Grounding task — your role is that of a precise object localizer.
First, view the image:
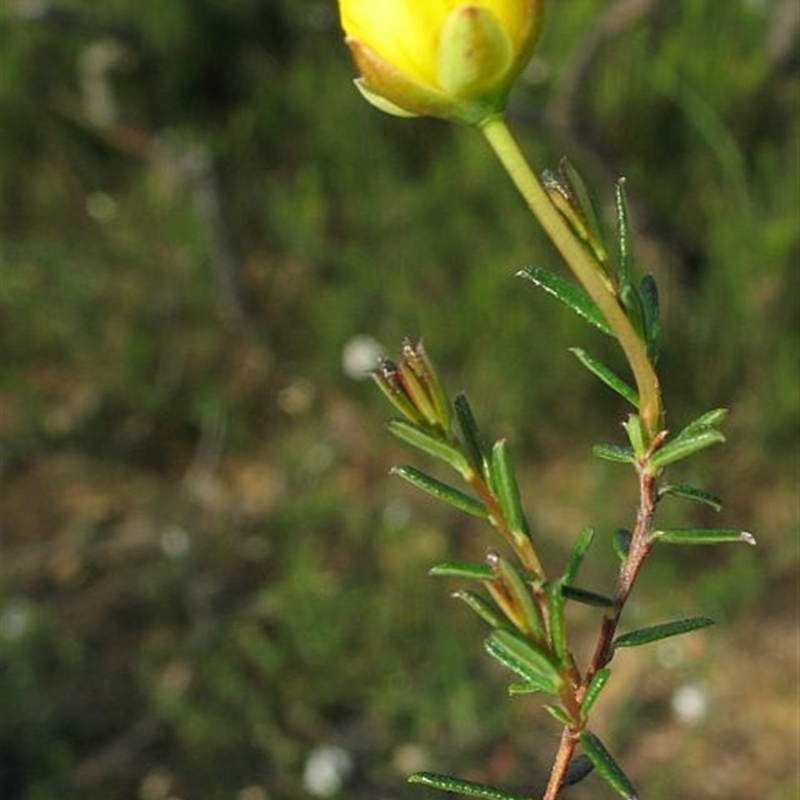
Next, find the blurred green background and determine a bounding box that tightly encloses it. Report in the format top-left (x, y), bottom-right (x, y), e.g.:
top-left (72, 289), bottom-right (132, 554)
top-left (1, 1), bottom-right (798, 799)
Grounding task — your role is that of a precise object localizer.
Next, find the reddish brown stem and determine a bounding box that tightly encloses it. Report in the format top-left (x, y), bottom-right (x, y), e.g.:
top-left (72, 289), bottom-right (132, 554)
top-left (541, 466), bottom-right (659, 800)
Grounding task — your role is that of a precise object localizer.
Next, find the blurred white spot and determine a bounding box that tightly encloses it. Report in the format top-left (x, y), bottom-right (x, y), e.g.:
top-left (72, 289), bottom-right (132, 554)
top-left (237, 787), bottom-right (268, 800)
top-left (655, 639), bottom-right (684, 669)
top-left (302, 442), bottom-right (336, 476)
top-left (671, 682), bottom-right (708, 726)
top-left (303, 745), bottom-right (353, 797)
top-left (382, 497), bottom-right (411, 531)
top-left (0, 599), bottom-right (33, 640)
top-left (160, 526), bottom-right (190, 559)
top-left (139, 769), bottom-right (173, 800)
top-left (86, 191), bottom-right (118, 223)
top-left (342, 335), bottom-right (384, 380)
top-left (278, 378), bottom-right (315, 415)
top-left (392, 743), bottom-right (428, 775)
top-left (15, 0), bottom-right (49, 21)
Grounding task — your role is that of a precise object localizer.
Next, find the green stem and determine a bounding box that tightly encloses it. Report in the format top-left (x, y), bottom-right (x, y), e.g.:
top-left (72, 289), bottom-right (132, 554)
top-left (479, 115), bottom-right (662, 435)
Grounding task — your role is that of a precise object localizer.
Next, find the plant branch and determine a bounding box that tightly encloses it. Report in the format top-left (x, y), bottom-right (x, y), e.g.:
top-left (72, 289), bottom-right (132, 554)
top-left (479, 115), bottom-right (662, 436)
top-left (542, 464), bottom-right (659, 800)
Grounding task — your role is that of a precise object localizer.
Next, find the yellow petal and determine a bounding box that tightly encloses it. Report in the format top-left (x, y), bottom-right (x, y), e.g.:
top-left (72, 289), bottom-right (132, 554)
top-left (437, 6), bottom-right (513, 96)
top-left (340, 0), bottom-right (456, 88)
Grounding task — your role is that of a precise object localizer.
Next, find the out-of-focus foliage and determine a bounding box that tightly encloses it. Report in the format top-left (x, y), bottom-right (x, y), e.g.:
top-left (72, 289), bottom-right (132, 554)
top-left (1, 1), bottom-right (797, 799)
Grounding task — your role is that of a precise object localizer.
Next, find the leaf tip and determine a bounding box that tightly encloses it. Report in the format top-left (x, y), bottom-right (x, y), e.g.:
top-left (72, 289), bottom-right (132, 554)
top-left (741, 531), bottom-right (757, 546)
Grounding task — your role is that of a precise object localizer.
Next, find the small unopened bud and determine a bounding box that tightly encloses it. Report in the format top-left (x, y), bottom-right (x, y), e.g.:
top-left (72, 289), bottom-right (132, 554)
top-left (371, 340), bottom-right (452, 432)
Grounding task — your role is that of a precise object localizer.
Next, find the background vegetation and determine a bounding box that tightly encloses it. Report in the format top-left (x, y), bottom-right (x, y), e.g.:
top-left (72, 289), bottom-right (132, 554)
top-left (1, 1), bottom-right (797, 799)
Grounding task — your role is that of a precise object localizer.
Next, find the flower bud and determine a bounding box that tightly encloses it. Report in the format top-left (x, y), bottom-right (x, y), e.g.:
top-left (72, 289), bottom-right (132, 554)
top-left (338, 1), bottom-right (544, 125)
top-left (371, 340), bottom-right (452, 432)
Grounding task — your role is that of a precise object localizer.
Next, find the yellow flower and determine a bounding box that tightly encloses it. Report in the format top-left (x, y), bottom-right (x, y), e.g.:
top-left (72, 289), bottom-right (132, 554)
top-left (338, 0), bottom-right (544, 124)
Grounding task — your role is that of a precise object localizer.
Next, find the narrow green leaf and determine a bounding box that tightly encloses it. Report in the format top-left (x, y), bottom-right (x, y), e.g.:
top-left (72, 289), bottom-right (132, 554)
top-left (639, 274), bottom-right (661, 362)
top-left (543, 703), bottom-right (571, 724)
top-left (674, 408), bottom-right (728, 440)
top-left (653, 528), bottom-right (756, 546)
top-left (564, 527), bottom-right (595, 585)
top-left (386, 419), bottom-right (472, 476)
top-left (452, 590), bottom-right (506, 628)
top-left (518, 266), bottom-right (613, 335)
top-left (581, 667), bottom-right (611, 716)
top-left (490, 440), bottom-right (528, 539)
top-left (619, 283), bottom-right (646, 341)
top-left (485, 629), bottom-right (563, 695)
top-left (409, 772), bottom-right (528, 800)
top-left (454, 392), bottom-right (486, 475)
top-left (562, 584), bottom-right (615, 608)
top-left (547, 579), bottom-right (567, 660)
top-left (391, 465), bottom-right (487, 519)
top-left (659, 483), bottom-right (723, 511)
top-left (613, 529), bottom-right (631, 563)
top-left (508, 680), bottom-right (543, 695)
top-left (592, 443), bottom-right (636, 464)
top-left (429, 561), bottom-right (494, 580)
top-left (565, 754), bottom-right (594, 786)
top-left (580, 731), bottom-right (639, 799)
top-left (614, 617), bottom-right (714, 649)
top-left (649, 429), bottom-right (726, 469)
top-left (614, 178), bottom-right (633, 288)
top-left (570, 348), bottom-right (639, 407)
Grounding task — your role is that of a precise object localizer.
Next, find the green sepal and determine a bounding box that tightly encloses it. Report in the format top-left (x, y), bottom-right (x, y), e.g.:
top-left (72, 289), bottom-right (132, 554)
top-left (639, 274), bottom-right (661, 362)
top-left (429, 561), bottom-right (494, 580)
top-left (622, 413), bottom-right (648, 458)
top-left (485, 629), bottom-right (563, 695)
top-left (454, 392), bottom-right (486, 475)
top-left (614, 178), bottom-right (633, 289)
top-left (570, 348), bottom-right (639, 407)
top-left (386, 419), bottom-right (472, 477)
top-left (652, 527), bottom-right (756, 546)
top-left (559, 158), bottom-right (609, 264)
top-left (581, 667), bottom-right (611, 716)
top-left (592, 443), bottom-right (636, 464)
top-left (490, 552), bottom-right (545, 640)
top-left (580, 731), bottom-right (639, 799)
top-left (408, 772), bottom-right (528, 800)
top-left (563, 526), bottom-right (595, 585)
top-left (659, 483), bottom-right (723, 511)
top-left (562, 584), bottom-right (615, 608)
top-left (371, 360), bottom-right (426, 424)
top-left (489, 440), bottom-right (529, 541)
top-left (518, 266), bottom-right (613, 335)
top-left (542, 169), bottom-right (594, 253)
top-left (649, 429), bottom-right (726, 470)
top-left (391, 465), bottom-right (487, 519)
top-left (452, 590), bottom-right (506, 628)
top-left (614, 617), bottom-right (714, 649)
